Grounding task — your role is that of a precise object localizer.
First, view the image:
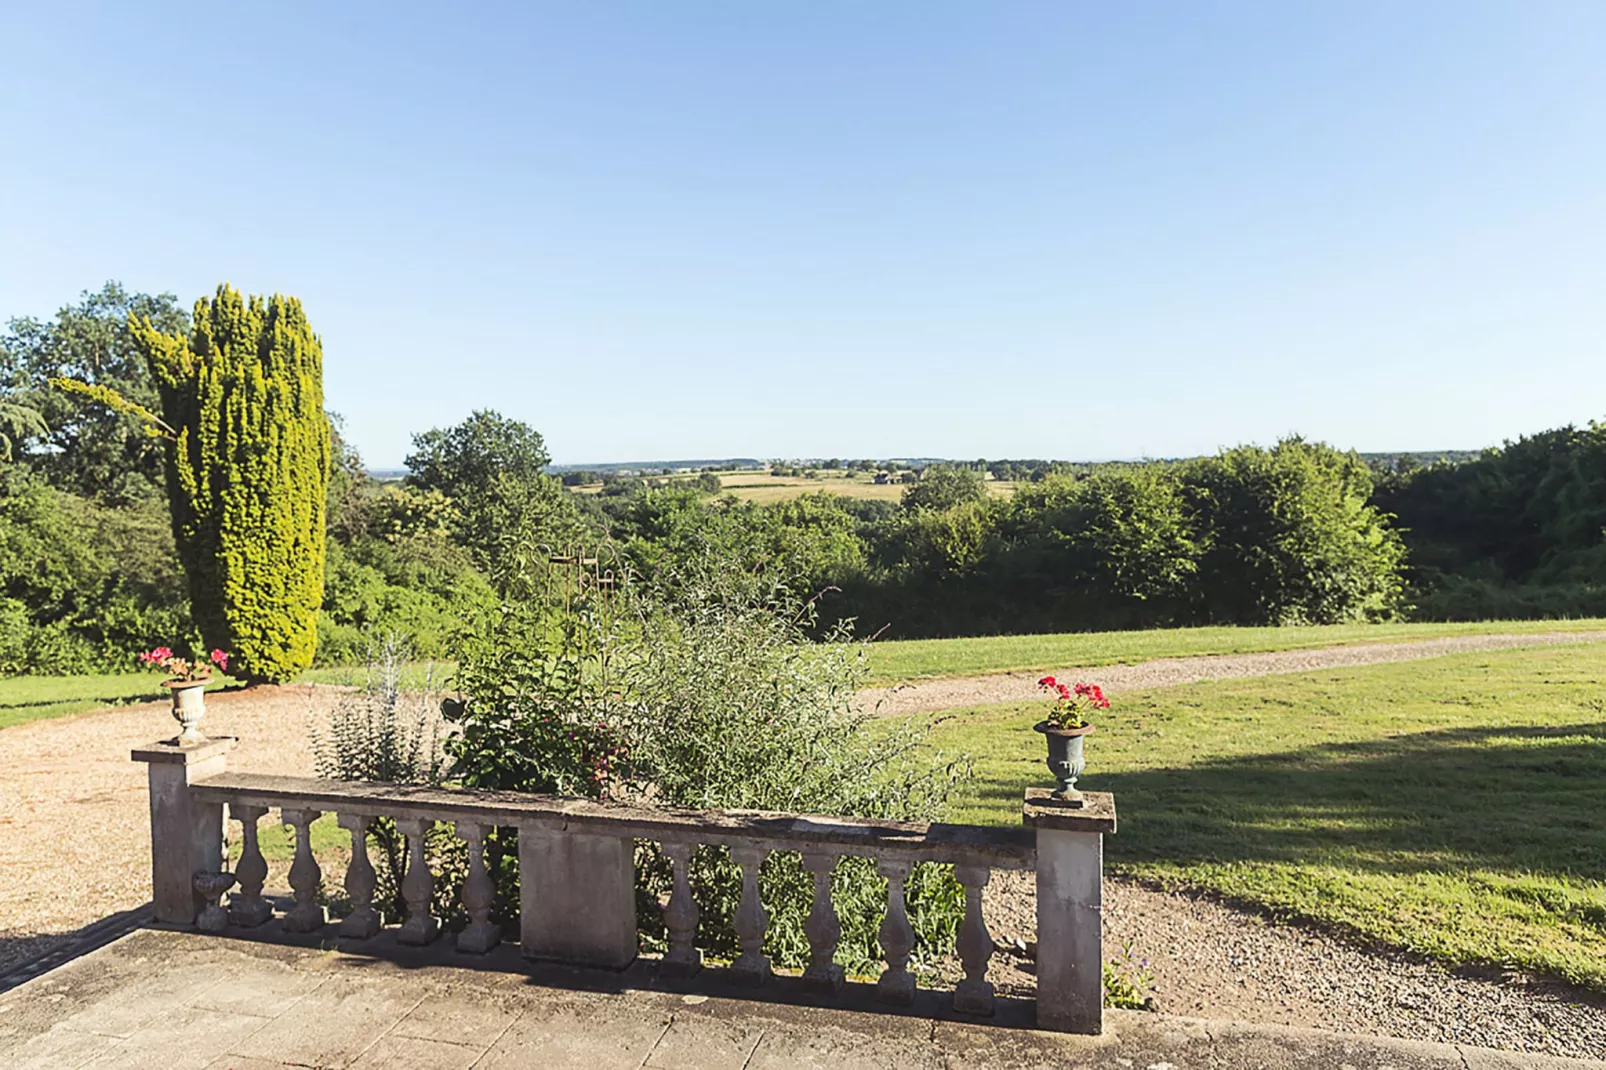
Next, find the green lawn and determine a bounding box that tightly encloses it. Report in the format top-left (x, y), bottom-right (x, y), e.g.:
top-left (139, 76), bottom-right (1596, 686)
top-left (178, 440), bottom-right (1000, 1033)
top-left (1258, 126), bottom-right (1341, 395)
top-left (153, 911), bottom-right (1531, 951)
top-left (864, 618), bottom-right (1606, 685)
top-left (0, 672), bottom-right (246, 729)
top-left (927, 644), bottom-right (1606, 987)
top-left (5, 620), bottom-right (1605, 730)
top-left (0, 662), bottom-right (447, 730)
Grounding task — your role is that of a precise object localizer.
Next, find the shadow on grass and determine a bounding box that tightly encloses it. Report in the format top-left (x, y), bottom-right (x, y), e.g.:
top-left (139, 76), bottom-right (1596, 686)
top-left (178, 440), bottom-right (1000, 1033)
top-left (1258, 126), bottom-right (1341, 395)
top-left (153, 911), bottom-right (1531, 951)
top-left (969, 721), bottom-right (1606, 882)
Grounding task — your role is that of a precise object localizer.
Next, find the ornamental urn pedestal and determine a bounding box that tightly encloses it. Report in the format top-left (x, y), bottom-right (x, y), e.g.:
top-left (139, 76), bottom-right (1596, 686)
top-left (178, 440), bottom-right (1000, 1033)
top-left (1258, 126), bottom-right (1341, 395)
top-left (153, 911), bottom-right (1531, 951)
top-left (164, 678), bottom-right (209, 744)
top-left (1033, 722), bottom-right (1094, 806)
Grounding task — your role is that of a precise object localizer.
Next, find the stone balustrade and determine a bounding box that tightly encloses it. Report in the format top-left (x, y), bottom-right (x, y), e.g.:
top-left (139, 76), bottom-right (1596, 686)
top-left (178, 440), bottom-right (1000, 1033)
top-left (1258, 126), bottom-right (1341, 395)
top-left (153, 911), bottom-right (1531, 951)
top-left (132, 736), bottom-right (1116, 1034)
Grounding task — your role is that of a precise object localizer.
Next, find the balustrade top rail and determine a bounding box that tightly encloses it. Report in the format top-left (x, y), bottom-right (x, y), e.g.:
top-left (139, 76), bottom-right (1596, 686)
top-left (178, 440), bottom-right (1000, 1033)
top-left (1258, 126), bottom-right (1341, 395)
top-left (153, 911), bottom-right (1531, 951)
top-left (192, 772), bottom-right (1041, 868)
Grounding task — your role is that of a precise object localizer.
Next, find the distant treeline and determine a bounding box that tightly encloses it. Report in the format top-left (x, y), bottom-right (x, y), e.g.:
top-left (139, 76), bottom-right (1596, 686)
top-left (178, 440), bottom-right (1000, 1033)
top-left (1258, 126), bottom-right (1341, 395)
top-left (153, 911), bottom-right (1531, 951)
top-left (2, 282), bottom-right (1602, 673)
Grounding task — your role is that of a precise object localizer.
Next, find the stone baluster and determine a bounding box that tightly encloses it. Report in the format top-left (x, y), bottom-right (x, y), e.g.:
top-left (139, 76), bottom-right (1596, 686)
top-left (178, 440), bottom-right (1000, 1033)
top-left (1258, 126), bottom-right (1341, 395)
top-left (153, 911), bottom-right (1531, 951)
top-left (281, 808), bottom-right (326, 933)
top-left (876, 859), bottom-right (916, 1005)
top-left (228, 803), bottom-right (273, 927)
top-left (729, 846), bottom-right (771, 982)
top-left (455, 822), bottom-right (500, 953)
top-left (801, 851), bottom-right (844, 994)
top-left (396, 817), bottom-right (438, 945)
top-left (660, 841), bottom-right (701, 975)
top-left (953, 864), bottom-right (995, 1015)
top-left (338, 813), bottom-right (381, 940)
top-left (193, 872), bottom-right (236, 933)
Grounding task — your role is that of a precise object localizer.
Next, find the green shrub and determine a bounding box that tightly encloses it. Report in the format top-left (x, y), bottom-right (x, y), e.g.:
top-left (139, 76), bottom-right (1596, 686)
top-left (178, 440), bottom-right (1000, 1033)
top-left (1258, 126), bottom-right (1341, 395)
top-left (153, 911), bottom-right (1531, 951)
top-left (443, 550), bottom-right (970, 977)
top-left (133, 285), bottom-right (330, 682)
top-left (1182, 438), bottom-right (1407, 625)
top-left (311, 636), bottom-right (454, 921)
top-left (0, 470), bottom-right (193, 673)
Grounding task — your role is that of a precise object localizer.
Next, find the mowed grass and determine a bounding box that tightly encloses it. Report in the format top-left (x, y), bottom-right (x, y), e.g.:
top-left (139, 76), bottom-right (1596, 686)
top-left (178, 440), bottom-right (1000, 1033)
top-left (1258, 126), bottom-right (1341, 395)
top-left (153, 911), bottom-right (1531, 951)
top-left (0, 672), bottom-right (244, 729)
top-left (5, 619), bottom-right (1605, 729)
top-left (0, 662), bottom-right (448, 730)
top-left (927, 644), bottom-right (1606, 987)
top-left (864, 618), bottom-right (1606, 684)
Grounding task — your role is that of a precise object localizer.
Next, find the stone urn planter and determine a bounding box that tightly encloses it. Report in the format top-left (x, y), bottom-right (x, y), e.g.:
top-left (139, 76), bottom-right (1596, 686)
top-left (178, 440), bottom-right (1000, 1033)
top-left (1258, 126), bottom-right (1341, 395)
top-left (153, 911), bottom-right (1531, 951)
top-left (1032, 677), bottom-right (1110, 807)
top-left (164, 678), bottom-right (210, 744)
top-left (1033, 722), bottom-right (1094, 806)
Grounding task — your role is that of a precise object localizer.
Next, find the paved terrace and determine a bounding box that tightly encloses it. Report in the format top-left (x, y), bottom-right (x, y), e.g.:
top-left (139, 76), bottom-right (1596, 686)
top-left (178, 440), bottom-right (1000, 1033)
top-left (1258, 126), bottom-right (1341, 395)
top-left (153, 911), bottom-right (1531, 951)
top-left (1, 928), bottom-right (1599, 1070)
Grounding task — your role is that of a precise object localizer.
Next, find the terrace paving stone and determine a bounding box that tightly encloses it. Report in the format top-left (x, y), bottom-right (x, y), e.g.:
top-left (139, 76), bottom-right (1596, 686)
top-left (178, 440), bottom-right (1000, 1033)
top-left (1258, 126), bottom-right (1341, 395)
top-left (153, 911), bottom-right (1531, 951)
top-left (0, 928), bottom-right (1599, 1070)
top-left (79, 1004), bottom-right (275, 1070)
top-left (349, 1033), bottom-right (489, 1069)
top-left (387, 986), bottom-right (526, 1045)
top-left (643, 1014), bottom-right (766, 1068)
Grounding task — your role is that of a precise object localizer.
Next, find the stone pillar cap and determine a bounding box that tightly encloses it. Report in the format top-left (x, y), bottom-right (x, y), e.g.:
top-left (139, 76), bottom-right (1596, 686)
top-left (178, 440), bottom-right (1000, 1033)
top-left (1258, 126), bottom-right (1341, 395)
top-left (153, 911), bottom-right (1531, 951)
top-left (131, 736), bottom-right (238, 765)
top-left (1022, 789), bottom-right (1117, 833)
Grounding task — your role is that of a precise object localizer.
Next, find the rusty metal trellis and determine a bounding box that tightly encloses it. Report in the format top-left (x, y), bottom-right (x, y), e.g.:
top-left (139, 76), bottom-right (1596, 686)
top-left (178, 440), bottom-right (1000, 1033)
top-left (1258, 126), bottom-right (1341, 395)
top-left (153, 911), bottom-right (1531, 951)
top-left (539, 544), bottom-right (625, 613)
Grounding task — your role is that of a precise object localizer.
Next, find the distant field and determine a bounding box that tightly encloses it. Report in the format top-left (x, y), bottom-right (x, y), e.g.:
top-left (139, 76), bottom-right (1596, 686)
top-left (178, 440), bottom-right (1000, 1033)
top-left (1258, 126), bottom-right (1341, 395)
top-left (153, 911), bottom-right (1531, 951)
top-left (717, 472), bottom-right (905, 503)
top-left (929, 644), bottom-right (1606, 987)
top-left (568, 469), bottom-right (1017, 505)
top-left (863, 618), bottom-right (1606, 684)
top-left (718, 471), bottom-right (1017, 505)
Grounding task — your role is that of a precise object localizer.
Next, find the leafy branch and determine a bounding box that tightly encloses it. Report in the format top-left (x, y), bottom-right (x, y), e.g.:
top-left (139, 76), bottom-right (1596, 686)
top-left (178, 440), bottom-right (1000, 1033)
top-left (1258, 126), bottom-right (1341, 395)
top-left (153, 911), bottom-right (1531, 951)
top-left (48, 377), bottom-right (176, 440)
top-left (0, 401), bottom-right (49, 461)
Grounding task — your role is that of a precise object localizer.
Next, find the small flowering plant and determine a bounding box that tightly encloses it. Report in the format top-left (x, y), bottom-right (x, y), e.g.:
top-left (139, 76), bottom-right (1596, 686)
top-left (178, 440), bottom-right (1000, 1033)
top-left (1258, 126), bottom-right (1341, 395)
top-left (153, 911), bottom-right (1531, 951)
top-left (139, 646), bottom-right (230, 683)
top-left (1037, 675), bottom-right (1110, 729)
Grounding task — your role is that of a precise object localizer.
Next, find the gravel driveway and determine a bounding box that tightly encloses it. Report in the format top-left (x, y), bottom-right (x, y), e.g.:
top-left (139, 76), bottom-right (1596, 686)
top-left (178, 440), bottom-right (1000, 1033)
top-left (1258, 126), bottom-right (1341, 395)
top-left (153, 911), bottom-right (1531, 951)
top-left (964, 871), bottom-right (1606, 1061)
top-left (863, 630), bottom-right (1606, 717)
top-left (0, 685), bottom-right (334, 976)
top-left (4, 632), bottom-right (1605, 1057)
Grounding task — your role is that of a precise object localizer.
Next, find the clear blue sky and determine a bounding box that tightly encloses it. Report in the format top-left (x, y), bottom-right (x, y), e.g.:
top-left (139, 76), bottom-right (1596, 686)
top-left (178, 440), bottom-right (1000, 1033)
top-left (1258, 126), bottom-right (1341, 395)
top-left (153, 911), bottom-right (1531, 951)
top-left (2, 2), bottom-right (1602, 466)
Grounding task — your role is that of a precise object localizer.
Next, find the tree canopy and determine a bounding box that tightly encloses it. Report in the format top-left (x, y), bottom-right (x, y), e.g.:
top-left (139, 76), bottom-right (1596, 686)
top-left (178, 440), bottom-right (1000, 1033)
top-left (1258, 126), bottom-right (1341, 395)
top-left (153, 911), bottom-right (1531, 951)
top-left (0, 282), bottom-right (189, 501)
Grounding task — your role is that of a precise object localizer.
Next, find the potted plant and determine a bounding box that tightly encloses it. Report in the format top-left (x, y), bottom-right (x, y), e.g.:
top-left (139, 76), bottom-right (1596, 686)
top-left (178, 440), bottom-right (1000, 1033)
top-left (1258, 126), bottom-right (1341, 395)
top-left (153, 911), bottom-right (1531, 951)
top-left (140, 646), bottom-right (230, 744)
top-left (1033, 675), bottom-right (1109, 806)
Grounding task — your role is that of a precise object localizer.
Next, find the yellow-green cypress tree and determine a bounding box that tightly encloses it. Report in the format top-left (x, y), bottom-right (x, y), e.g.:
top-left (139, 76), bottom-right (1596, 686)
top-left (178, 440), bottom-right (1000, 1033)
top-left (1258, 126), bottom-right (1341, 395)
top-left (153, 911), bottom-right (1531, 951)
top-left (132, 285), bottom-right (330, 682)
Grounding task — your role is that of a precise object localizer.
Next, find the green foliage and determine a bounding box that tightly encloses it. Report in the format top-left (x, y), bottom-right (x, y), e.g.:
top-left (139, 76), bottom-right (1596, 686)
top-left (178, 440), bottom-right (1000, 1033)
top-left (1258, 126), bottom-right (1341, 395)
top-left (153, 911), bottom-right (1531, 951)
top-left (901, 464), bottom-right (988, 512)
top-left (0, 402), bottom-right (47, 462)
top-left (1377, 423), bottom-right (1606, 618)
top-left (443, 554), bottom-right (970, 976)
top-left (997, 465), bottom-right (1199, 626)
top-left (312, 636), bottom-right (451, 920)
top-left (318, 421), bottom-right (495, 662)
top-left (826, 439), bottom-right (1404, 638)
top-left (1181, 438), bottom-right (1406, 625)
top-left (405, 410), bottom-right (587, 576)
top-left (1103, 939), bottom-right (1156, 1009)
top-left (1, 282), bottom-right (188, 502)
top-left (0, 468), bottom-right (191, 673)
top-left (133, 285), bottom-right (331, 682)
top-left (407, 409), bottom-right (551, 495)
top-left (610, 487), bottom-right (868, 597)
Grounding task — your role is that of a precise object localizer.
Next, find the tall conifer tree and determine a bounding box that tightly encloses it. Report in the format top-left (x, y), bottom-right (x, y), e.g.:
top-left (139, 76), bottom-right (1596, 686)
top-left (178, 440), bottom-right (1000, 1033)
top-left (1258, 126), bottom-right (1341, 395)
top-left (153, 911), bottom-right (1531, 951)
top-left (132, 285), bottom-right (330, 682)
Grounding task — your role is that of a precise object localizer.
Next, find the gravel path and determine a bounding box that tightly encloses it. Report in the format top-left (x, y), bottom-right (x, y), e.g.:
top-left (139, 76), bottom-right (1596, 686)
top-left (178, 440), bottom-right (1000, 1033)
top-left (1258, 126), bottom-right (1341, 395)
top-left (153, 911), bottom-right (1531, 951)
top-left (4, 635), bottom-right (1606, 1056)
top-left (0, 685), bottom-right (338, 975)
top-left (864, 630), bottom-right (1606, 717)
top-left (970, 871), bottom-right (1606, 1061)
